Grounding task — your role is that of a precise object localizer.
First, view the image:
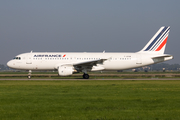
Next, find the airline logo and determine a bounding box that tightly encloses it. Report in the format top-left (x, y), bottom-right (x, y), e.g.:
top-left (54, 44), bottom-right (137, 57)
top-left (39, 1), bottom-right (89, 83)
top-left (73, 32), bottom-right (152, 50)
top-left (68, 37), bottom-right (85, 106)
top-left (34, 54), bottom-right (66, 57)
top-left (144, 26), bottom-right (170, 51)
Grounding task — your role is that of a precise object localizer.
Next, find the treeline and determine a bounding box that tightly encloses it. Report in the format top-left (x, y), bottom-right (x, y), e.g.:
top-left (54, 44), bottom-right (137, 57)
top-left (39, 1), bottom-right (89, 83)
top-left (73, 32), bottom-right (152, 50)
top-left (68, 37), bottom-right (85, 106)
top-left (150, 63), bottom-right (180, 71)
top-left (0, 64), bottom-right (9, 71)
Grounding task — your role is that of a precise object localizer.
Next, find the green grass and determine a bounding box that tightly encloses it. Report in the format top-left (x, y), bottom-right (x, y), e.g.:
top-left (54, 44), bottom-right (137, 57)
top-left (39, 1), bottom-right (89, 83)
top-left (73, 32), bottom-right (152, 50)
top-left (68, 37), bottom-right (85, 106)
top-left (0, 80), bottom-right (180, 120)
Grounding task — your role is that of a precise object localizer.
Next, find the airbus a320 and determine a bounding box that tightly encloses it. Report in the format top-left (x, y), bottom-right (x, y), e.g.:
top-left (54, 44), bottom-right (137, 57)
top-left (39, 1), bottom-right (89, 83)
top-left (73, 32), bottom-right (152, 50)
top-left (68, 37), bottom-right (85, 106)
top-left (7, 26), bottom-right (173, 79)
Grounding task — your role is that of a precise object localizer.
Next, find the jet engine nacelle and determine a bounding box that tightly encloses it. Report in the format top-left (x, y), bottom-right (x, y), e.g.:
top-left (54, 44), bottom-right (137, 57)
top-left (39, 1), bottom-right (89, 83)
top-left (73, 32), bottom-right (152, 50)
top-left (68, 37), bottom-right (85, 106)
top-left (58, 66), bottom-right (74, 76)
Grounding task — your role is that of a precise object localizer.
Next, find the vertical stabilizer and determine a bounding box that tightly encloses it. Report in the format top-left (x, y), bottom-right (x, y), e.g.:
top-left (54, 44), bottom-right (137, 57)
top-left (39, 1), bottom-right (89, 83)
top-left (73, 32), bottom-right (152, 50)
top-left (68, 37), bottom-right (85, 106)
top-left (139, 26), bottom-right (170, 54)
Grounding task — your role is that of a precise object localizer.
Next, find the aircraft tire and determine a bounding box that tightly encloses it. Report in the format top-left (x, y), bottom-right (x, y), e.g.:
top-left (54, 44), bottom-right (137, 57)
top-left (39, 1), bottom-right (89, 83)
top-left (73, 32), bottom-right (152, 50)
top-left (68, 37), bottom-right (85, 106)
top-left (28, 75), bottom-right (31, 79)
top-left (83, 74), bottom-right (89, 79)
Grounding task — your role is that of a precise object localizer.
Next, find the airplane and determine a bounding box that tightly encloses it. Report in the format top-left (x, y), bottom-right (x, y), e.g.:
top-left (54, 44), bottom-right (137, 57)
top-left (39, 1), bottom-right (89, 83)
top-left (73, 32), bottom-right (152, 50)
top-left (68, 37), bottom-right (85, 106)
top-left (7, 26), bottom-right (173, 79)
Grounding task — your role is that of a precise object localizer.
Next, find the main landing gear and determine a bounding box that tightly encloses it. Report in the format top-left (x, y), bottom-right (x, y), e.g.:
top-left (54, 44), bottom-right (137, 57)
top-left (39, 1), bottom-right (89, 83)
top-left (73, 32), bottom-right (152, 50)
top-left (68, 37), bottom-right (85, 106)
top-left (83, 73), bottom-right (89, 79)
top-left (28, 70), bottom-right (32, 79)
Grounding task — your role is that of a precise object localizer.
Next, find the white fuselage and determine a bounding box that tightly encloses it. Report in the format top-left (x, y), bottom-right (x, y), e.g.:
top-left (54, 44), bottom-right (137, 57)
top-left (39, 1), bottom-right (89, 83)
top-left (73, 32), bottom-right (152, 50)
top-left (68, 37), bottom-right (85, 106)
top-left (7, 52), bottom-right (173, 71)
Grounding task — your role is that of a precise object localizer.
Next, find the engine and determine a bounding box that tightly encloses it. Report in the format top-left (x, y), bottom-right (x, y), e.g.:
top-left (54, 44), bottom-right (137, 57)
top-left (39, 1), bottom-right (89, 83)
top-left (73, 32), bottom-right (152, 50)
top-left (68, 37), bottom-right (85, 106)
top-left (58, 66), bottom-right (75, 76)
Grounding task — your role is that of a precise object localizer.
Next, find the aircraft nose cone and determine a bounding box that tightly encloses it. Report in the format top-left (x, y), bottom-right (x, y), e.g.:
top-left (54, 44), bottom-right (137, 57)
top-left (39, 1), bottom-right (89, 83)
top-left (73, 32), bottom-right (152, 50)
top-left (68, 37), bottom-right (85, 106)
top-left (7, 60), bottom-right (13, 68)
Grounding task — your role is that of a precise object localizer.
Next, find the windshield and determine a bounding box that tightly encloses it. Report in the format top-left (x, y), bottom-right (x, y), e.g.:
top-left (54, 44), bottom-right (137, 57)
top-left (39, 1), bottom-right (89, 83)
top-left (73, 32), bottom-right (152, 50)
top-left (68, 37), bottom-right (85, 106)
top-left (13, 57), bottom-right (21, 60)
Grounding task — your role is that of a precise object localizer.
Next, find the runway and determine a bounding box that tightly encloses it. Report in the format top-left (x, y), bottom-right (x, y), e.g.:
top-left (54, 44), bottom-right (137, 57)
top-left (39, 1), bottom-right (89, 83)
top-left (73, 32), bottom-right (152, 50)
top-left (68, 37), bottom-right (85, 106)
top-left (1, 78), bottom-right (180, 80)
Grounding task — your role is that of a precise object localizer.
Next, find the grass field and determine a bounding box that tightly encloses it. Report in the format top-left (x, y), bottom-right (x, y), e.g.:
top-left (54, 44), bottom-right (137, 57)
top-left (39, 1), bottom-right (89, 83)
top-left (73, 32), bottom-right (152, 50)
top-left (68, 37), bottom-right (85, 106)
top-left (0, 80), bottom-right (180, 120)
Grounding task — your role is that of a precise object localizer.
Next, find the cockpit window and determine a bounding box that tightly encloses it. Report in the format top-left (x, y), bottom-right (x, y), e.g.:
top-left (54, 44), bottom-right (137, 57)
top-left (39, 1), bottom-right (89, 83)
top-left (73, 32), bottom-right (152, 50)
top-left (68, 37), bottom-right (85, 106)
top-left (13, 57), bottom-right (21, 60)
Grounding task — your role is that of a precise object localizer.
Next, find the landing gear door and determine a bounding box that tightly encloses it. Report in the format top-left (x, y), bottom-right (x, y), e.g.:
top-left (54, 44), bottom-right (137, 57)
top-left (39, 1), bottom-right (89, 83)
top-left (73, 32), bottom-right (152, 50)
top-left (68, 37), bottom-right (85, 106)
top-left (26, 54), bottom-right (32, 64)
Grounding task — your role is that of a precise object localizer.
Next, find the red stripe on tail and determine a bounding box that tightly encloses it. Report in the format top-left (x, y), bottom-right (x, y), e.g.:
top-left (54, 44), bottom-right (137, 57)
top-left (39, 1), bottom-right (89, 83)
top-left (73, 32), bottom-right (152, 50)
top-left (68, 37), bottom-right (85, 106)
top-left (155, 36), bottom-right (168, 51)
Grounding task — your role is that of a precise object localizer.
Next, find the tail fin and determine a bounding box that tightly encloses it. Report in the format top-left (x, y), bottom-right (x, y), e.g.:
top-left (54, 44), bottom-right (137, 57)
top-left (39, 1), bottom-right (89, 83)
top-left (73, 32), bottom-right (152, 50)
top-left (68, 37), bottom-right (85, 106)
top-left (139, 26), bottom-right (170, 54)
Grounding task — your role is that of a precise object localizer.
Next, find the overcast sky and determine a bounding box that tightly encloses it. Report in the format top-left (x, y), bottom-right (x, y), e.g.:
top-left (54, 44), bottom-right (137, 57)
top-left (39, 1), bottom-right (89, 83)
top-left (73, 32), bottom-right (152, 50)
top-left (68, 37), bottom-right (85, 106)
top-left (0, 1), bottom-right (179, 65)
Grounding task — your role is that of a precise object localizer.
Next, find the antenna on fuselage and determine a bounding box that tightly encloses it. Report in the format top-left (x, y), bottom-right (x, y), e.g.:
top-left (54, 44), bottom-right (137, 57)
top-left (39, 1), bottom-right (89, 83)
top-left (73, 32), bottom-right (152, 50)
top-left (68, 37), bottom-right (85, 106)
top-left (103, 50), bottom-right (105, 53)
top-left (30, 50), bottom-right (33, 53)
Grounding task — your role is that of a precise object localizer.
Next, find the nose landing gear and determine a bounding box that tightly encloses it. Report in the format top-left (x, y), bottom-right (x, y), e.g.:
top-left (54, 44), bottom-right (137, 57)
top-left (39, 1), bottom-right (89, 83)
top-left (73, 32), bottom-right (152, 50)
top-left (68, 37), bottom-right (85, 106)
top-left (28, 70), bottom-right (32, 79)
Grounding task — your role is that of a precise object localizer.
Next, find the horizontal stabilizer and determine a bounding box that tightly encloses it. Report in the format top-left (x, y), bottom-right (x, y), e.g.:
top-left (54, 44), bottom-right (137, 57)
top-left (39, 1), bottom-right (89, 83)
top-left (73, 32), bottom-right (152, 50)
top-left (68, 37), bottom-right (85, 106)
top-left (151, 54), bottom-right (173, 63)
top-left (151, 54), bottom-right (173, 59)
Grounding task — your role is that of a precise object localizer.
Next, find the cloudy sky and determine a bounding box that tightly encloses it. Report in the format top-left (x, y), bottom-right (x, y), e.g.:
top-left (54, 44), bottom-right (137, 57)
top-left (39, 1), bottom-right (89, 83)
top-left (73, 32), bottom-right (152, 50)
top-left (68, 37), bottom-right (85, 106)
top-left (0, 1), bottom-right (179, 65)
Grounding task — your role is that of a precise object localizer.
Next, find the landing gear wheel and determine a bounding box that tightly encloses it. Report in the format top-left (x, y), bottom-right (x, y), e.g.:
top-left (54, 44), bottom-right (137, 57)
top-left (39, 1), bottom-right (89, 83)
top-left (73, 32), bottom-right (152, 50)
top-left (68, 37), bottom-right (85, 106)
top-left (28, 75), bottom-right (31, 79)
top-left (83, 74), bottom-right (89, 79)
top-left (28, 70), bottom-right (32, 79)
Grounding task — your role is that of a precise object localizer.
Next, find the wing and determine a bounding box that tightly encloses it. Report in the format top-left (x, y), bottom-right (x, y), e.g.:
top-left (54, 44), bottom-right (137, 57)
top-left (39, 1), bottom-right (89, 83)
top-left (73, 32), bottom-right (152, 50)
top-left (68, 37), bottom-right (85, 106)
top-left (55, 58), bottom-right (110, 73)
top-left (73, 58), bottom-right (108, 72)
top-left (73, 59), bottom-right (106, 66)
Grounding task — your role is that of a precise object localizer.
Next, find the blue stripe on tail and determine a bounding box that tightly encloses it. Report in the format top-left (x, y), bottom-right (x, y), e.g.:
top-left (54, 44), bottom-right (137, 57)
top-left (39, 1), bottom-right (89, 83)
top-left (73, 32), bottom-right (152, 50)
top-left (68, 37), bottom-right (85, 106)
top-left (149, 27), bottom-right (170, 51)
top-left (144, 27), bottom-right (168, 51)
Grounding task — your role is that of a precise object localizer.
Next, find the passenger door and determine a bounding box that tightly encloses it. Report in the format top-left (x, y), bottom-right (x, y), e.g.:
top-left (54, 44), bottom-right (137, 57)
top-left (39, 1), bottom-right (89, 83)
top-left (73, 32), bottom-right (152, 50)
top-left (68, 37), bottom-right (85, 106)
top-left (26, 54), bottom-right (32, 64)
